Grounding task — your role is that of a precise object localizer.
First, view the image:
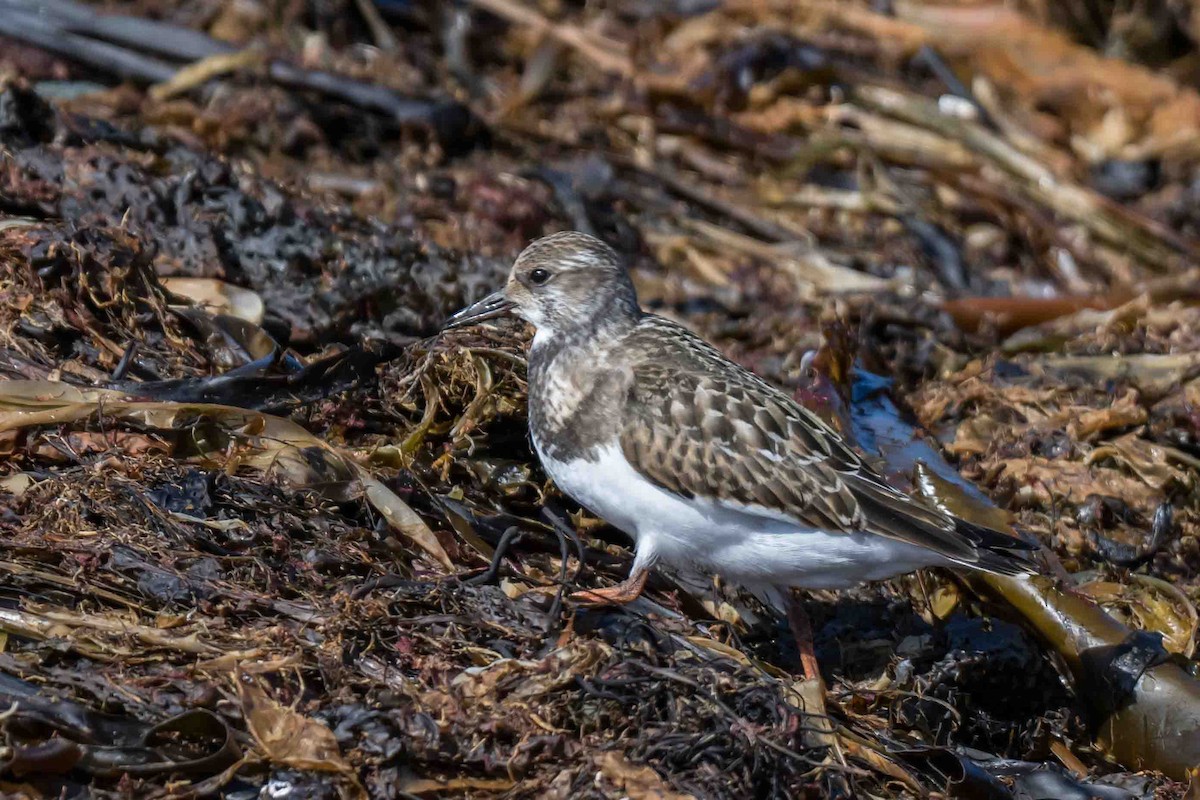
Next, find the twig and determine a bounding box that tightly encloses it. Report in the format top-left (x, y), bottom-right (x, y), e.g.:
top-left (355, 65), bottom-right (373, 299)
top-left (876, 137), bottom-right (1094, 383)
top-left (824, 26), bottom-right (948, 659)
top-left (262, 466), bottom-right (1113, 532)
top-left (682, 218), bottom-right (892, 294)
top-left (854, 85), bottom-right (1200, 269)
top-left (615, 155), bottom-right (801, 243)
top-left (149, 47), bottom-right (267, 102)
top-left (468, 0), bottom-right (634, 79)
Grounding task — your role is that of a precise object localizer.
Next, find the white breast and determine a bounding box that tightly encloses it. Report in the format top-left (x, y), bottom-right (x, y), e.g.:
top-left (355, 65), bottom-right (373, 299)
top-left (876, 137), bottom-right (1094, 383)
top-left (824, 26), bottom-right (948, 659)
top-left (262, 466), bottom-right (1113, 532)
top-left (534, 439), bottom-right (951, 590)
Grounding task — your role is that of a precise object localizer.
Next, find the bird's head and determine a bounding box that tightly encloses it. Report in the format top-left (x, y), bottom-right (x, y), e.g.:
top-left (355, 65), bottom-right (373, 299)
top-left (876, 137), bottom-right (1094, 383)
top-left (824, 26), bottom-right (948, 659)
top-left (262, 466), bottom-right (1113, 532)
top-left (444, 231), bottom-right (639, 338)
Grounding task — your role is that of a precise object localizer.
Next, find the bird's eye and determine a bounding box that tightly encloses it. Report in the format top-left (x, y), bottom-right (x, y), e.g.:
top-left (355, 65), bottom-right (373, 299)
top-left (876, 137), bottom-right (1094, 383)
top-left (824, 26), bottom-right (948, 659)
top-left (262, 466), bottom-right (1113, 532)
top-left (529, 268), bottom-right (551, 285)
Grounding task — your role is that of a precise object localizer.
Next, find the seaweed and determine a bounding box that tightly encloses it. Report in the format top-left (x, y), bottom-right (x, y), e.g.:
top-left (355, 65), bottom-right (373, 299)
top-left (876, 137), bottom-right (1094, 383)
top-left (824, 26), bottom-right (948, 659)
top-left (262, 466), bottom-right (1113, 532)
top-left (3, 1), bottom-right (1200, 796)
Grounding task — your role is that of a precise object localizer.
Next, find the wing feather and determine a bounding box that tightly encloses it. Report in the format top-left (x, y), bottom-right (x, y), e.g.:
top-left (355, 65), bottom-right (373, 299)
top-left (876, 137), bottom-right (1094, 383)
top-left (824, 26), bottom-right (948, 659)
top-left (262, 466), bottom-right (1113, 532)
top-left (616, 315), bottom-right (1032, 573)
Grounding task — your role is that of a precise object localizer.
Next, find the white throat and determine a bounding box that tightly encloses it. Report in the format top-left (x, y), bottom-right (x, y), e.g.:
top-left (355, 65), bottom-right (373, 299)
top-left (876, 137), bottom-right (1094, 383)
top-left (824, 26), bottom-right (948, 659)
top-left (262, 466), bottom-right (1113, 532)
top-left (531, 325), bottom-right (556, 350)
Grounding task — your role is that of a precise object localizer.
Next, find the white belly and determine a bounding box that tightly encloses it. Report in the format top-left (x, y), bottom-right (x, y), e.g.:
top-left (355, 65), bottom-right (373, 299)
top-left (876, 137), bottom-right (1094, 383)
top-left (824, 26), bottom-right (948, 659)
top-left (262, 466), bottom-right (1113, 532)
top-left (535, 440), bottom-right (948, 590)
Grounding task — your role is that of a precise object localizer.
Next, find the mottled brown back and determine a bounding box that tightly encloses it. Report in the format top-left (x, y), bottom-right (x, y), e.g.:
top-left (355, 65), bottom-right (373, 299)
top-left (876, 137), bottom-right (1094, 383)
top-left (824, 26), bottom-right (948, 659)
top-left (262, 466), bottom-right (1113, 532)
top-left (616, 315), bottom-right (1025, 570)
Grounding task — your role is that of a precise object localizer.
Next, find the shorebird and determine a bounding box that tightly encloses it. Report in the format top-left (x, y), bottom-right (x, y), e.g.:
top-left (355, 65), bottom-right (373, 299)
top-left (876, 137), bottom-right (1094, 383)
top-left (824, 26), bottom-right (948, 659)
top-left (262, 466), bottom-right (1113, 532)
top-left (445, 231), bottom-right (1034, 679)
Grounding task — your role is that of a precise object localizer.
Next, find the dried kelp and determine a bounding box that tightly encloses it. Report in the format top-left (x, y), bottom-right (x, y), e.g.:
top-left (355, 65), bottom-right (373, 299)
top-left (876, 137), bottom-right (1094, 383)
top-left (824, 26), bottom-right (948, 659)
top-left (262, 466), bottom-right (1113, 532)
top-left (3, 0), bottom-right (1200, 797)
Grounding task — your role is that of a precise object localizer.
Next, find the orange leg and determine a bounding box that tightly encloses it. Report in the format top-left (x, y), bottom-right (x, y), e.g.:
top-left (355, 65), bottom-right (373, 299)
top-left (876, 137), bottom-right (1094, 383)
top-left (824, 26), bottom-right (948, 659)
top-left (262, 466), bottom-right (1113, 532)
top-left (786, 591), bottom-right (822, 681)
top-left (569, 569), bottom-right (649, 606)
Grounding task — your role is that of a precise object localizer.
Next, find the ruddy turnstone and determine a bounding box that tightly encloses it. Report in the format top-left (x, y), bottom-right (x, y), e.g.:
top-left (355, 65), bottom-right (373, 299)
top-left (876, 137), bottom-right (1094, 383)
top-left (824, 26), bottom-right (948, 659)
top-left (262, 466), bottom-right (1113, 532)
top-left (446, 231), bottom-right (1034, 678)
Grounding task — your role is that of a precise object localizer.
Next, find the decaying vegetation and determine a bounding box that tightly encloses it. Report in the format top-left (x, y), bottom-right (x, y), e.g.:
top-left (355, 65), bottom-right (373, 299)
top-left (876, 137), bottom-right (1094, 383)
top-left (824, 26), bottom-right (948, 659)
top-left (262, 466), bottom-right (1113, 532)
top-left (3, 0), bottom-right (1200, 797)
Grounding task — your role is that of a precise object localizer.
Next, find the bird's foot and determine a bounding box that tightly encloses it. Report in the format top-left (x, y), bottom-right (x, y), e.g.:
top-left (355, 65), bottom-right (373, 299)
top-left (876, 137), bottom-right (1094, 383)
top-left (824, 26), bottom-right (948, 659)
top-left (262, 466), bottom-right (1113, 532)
top-left (569, 569), bottom-right (649, 606)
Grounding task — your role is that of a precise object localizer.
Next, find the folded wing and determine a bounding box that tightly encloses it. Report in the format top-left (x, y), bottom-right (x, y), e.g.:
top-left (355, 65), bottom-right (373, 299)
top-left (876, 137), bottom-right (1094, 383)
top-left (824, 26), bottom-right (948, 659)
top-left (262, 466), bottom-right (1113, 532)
top-left (618, 317), bottom-right (1034, 575)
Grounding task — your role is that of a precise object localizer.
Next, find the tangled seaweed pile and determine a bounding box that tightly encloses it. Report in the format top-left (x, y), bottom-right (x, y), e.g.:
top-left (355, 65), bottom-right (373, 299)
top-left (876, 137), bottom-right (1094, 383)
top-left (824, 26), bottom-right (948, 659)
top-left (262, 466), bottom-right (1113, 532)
top-left (3, 1), bottom-right (1200, 797)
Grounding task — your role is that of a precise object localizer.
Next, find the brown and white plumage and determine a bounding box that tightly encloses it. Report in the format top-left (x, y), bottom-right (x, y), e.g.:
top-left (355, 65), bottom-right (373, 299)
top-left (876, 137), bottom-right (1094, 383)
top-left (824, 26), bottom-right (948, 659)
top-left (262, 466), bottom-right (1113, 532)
top-left (616, 315), bottom-right (1031, 577)
top-left (445, 231), bottom-right (1034, 598)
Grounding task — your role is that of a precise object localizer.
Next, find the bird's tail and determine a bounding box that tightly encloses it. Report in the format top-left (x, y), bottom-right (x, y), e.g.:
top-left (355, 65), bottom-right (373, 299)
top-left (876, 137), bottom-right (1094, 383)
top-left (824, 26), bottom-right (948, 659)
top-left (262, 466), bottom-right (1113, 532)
top-left (952, 518), bottom-right (1039, 577)
top-left (850, 475), bottom-right (1040, 577)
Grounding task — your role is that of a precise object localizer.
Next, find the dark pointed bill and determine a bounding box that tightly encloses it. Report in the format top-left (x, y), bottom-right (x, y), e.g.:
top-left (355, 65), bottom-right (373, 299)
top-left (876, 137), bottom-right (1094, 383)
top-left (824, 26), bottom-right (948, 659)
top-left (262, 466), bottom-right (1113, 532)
top-left (442, 290), bottom-right (514, 330)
